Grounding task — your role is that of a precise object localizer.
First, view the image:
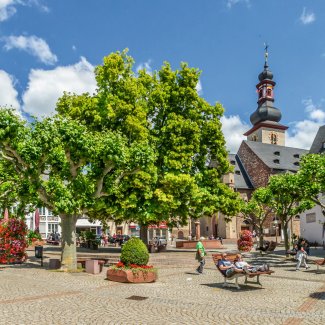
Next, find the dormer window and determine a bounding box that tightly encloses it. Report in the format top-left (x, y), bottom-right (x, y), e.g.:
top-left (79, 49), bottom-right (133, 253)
top-left (273, 159), bottom-right (280, 164)
top-left (293, 154), bottom-right (299, 158)
top-left (274, 151), bottom-right (280, 156)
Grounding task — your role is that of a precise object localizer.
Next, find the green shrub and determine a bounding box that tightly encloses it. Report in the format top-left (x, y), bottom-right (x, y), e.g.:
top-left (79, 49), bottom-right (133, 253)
top-left (120, 237), bottom-right (149, 266)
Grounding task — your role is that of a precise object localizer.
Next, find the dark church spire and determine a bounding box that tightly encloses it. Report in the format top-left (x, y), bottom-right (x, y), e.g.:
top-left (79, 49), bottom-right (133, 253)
top-left (249, 45), bottom-right (282, 126)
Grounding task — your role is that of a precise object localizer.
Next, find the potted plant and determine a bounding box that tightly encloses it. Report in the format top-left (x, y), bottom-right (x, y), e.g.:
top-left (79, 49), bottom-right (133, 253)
top-left (27, 230), bottom-right (43, 246)
top-left (107, 237), bottom-right (157, 283)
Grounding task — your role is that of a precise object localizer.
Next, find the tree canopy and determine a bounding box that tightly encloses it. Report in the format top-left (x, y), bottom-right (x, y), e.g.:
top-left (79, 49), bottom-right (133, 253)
top-left (240, 187), bottom-right (273, 247)
top-left (267, 172), bottom-right (314, 251)
top-left (57, 50), bottom-right (241, 226)
top-left (298, 154), bottom-right (325, 216)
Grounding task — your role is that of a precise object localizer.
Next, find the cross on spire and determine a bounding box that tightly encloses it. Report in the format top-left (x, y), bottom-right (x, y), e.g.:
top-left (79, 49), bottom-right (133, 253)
top-left (264, 42), bottom-right (269, 66)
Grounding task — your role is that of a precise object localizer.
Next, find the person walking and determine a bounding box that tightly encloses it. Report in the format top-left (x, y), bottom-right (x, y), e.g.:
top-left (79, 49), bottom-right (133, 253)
top-left (195, 239), bottom-right (206, 274)
top-left (296, 245), bottom-right (309, 271)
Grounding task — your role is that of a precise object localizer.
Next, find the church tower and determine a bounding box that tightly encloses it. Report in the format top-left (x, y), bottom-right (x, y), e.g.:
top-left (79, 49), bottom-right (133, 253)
top-left (244, 46), bottom-right (288, 146)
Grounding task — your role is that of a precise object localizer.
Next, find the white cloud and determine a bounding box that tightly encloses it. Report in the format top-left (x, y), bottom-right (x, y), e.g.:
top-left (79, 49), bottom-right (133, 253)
top-left (300, 7), bottom-right (315, 25)
top-left (221, 115), bottom-right (248, 153)
top-left (0, 70), bottom-right (20, 110)
top-left (0, 0), bottom-right (48, 21)
top-left (226, 0), bottom-right (250, 9)
top-left (22, 57), bottom-right (96, 118)
top-left (196, 80), bottom-right (202, 95)
top-left (136, 60), bottom-right (152, 75)
top-left (286, 98), bottom-right (324, 149)
top-left (3, 35), bottom-right (57, 65)
top-left (0, 0), bottom-right (16, 21)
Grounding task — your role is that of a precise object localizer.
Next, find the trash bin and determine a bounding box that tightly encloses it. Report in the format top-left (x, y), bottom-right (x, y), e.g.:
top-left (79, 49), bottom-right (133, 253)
top-left (35, 245), bottom-right (43, 258)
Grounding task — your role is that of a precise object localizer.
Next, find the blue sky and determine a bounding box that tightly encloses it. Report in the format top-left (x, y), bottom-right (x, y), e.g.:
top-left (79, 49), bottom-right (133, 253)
top-left (0, 0), bottom-right (324, 153)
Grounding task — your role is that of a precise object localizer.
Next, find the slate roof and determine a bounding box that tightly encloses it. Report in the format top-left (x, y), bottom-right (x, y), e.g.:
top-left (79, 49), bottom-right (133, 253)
top-left (228, 154), bottom-right (254, 190)
top-left (310, 125), bottom-right (325, 153)
top-left (242, 140), bottom-right (309, 171)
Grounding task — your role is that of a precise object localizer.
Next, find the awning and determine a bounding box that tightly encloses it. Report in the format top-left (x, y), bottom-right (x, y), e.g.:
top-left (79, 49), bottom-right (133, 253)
top-left (76, 219), bottom-right (101, 227)
top-left (129, 222), bottom-right (137, 229)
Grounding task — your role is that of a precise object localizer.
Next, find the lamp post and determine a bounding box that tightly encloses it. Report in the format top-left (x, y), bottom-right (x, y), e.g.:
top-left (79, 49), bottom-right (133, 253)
top-left (274, 219), bottom-right (279, 244)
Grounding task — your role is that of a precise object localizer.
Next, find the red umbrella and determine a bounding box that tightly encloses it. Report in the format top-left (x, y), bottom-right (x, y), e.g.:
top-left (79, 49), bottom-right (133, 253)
top-left (34, 208), bottom-right (40, 232)
top-left (3, 208), bottom-right (9, 222)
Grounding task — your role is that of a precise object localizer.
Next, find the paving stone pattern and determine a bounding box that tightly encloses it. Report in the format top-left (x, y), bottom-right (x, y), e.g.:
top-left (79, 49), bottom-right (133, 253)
top-left (1, 248), bottom-right (325, 324)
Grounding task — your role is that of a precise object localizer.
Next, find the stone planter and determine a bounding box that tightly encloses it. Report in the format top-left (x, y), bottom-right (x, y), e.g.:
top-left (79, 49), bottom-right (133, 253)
top-left (107, 268), bottom-right (157, 283)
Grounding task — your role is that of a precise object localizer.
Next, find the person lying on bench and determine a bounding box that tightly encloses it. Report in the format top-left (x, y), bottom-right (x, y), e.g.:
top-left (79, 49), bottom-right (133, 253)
top-left (234, 254), bottom-right (270, 273)
top-left (217, 253), bottom-right (245, 278)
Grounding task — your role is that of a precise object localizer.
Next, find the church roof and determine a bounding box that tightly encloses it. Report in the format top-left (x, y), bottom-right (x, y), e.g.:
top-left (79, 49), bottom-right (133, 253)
top-left (310, 125), bottom-right (325, 153)
top-left (228, 154), bottom-right (254, 189)
top-left (243, 141), bottom-right (308, 171)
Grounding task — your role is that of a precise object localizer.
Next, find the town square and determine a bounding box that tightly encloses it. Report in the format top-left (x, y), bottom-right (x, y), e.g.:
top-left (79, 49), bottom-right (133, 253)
top-left (0, 1), bottom-right (325, 324)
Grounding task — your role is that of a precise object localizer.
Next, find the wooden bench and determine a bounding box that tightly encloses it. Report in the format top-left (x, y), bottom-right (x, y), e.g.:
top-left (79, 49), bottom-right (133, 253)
top-left (212, 253), bottom-right (274, 289)
top-left (314, 258), bottom-right (325, 273)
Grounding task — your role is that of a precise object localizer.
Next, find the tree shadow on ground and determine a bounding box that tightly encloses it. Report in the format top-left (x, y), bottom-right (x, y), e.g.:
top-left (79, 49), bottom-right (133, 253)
top-left (201, 282), bottom-right (264, 291)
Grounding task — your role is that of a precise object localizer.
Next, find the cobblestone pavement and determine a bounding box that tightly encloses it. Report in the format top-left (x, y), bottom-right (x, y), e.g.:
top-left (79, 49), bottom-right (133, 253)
top-left (1, 248), bottom-right (325, 325)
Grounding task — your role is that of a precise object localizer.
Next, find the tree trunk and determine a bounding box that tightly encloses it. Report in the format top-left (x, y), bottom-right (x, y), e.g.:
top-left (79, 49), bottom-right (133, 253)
top-left (283, 222), bottom-right (290, 254)
top-left (257, 224), bottom-right (264, 248)
top-left (140, 225), bottom-right (148, 245)
top-left (60, 214), bottom-right (78, 271)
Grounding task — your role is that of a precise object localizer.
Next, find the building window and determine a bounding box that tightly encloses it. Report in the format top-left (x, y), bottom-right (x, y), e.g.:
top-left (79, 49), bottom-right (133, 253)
top-left (293, 154), bottom-right (299, 158)
top-left (294, 162), bottom-right (299, 166)
top-left (270, 132), bottom-right (278, 144)
top-left (252, 134), bottom-right (258, 142)
top-left (230, 160), bottom-right (236, 165)
top-left (306, 213), bottom-right (316, 223)
top-left (235, 170), bottom-right (241, 175)
top-left (274, 151), bottom-right (280, 156)
top-left (48, 223), bottom-right (58, 233)
top-left (273, 159), bottom-right (280, 164)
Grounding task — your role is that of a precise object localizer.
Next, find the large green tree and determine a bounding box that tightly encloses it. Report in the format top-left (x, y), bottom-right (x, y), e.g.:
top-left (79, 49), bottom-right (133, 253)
top-left (267, 173), bottom-right (314, 253)
top-left (57, 50), bottom-right (241, 231)
top-left (298, 154), bottom-right (325, 215)
top-left (0, 110), bottom-right (155, 270)
top-left (241, 187), bottom-right (273, 248)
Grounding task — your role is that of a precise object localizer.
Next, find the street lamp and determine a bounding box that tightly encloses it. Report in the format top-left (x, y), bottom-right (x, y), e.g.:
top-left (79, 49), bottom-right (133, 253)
top-left (273, 219), bottom-right (279, 244)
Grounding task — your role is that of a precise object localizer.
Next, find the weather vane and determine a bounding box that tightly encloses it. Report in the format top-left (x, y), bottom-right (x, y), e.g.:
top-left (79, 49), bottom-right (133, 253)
top-left (264, 42), bottom-right (269, 65)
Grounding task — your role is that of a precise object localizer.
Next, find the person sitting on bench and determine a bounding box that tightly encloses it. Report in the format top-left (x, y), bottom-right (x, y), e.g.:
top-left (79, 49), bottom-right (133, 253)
top-left (217, 253), bottom-right (245, 278)
top-left (234, 254), bottom-right (270, 273)
top-left (258, 240), bottom-right (270, 252)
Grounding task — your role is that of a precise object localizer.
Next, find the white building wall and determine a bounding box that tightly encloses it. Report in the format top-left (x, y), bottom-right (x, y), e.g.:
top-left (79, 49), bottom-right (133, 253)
top-left (300, 204), bottom-right (325, 245)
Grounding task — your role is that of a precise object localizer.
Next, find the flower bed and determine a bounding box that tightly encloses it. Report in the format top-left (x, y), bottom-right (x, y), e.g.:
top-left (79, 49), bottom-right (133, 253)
top-left (107, 262), bottom-right (157, 283)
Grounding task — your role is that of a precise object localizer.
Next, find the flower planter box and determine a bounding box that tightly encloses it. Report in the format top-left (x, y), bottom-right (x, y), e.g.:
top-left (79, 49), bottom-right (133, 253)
top-left (107, 268), bottom-right (157, 283)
